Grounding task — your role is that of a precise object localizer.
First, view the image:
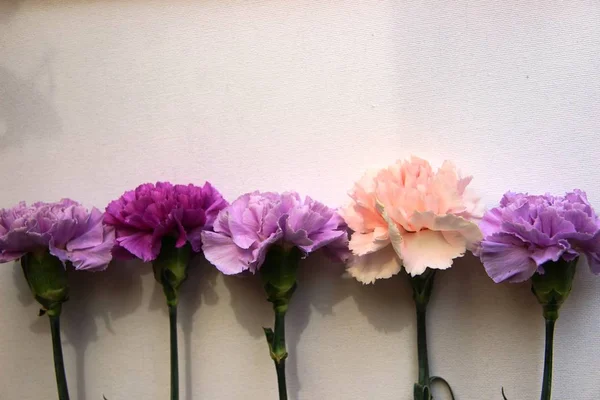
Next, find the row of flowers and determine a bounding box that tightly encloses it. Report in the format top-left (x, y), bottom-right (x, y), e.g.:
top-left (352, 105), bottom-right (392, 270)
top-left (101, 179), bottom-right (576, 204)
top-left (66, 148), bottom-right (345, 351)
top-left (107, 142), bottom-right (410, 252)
top-left (2, 156), bottom-right (598, 400)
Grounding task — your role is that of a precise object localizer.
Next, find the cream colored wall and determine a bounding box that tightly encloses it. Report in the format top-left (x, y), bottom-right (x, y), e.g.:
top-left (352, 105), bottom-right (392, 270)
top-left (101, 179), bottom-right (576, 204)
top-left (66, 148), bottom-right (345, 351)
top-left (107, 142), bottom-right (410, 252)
top-left (1, 1), bottom-right (599, 399)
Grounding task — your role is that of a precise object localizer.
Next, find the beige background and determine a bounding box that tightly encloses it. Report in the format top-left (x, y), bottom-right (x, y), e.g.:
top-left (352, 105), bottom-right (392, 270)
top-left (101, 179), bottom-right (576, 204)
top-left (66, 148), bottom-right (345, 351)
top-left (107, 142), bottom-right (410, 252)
top-left (1, 1), bottom-right (599, 399)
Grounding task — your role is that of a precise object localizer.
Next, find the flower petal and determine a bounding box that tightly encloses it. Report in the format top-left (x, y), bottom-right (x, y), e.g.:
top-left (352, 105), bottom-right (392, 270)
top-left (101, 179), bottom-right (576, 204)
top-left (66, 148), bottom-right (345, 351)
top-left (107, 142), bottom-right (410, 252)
top-left (117, 231), bottom-right (158, 262)
top-left (480, 233), bottom-right (538, 283)
top-left (346, 245), bottom-right (402, 284)
top-left (69, 228), bottom-right (115, 271)
top-left (348, 229), bottom-right (389, 256)
top-left (202, 231), bottom-right (253, 275)
top-left (400, 230), bottom-right (467, 276)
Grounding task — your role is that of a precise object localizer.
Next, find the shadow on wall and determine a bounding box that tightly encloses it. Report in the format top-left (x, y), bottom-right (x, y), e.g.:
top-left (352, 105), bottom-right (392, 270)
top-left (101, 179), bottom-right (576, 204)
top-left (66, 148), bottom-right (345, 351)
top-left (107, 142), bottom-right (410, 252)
top-left (146, 254), bottom-right (219, 400)
top-left (0, 59), bottom-right (62, 151)
top-left (426, 253), bottom-right (540, 398)
top-left (222, 251), bottom-right (414, 399)
top-left (0, 0), bottom-right (21, 24)
top-left (179, 256), bottom-right (219, 400)
top-left (12, 259), bottom-right (146, 400)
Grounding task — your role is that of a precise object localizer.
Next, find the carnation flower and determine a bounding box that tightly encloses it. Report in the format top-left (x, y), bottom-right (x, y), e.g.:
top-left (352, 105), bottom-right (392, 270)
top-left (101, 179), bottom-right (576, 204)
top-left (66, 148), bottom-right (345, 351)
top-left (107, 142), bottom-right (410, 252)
top-left (201, 191), bottom-right (349, 400)
top-left (478, 190), bottom-right (600, 283)
top-left (104, 181), bottom-right (228, 262)
top-left (0, 198), bottom-right (114, 271)
top-left (341, 156), bottom-right (482, 283)
top-left (0, 198), bottom-right (115, 400)
top-left (201, 191), bottom-right (350, 275)
top-left (104, 181), bottom-right (228, 400)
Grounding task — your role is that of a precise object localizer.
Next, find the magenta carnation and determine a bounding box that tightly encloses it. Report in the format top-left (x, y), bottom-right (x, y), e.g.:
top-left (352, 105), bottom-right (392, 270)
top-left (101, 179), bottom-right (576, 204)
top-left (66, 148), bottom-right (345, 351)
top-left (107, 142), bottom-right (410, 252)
top-left (478, 190), bottom-right (600, 283)
top-left (0, 199), bottom-right (114, 271)
top-left (104, 182), bottom-right (228, 262)
top-left (201, 191), bottom-right (350, 275)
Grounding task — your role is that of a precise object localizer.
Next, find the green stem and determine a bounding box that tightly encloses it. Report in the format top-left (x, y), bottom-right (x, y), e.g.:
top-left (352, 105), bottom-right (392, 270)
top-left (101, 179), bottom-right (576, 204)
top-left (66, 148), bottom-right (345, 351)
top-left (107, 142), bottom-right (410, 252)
top-left (49, 314), bottom-right (70, 400)
top-left (275, 359), bottom-right (287, 400)
top-left (273, 311), bottom-right (288, 400)
top-left (409, 269), bottom-right (436, 400)
top-left (169, 304), bottom-right (179, 400)
top-left (540, 318), bottom-right (556, 400)
top-left (416, 306), bottom-right (430, 388)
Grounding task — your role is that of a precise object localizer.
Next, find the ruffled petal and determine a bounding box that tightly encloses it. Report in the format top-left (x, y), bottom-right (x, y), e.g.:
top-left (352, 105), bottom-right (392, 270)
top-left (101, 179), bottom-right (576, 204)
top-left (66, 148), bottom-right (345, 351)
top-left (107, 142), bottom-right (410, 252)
top-left (117, 231), bottom-right (158, 262)
top-left (300, 229), bottom-right (345, 254)
top-left (480, 233), bottom-right (538, 283)
top-left (348, 229), bottom-right (389, 256)
top-left (0, 251), bottom-right (25, 262)
top-left (400, 230), bottom-right (467, 276)
top-left (346, 245), bottom-right (402, 284)
top-left (68, 227), bottom-right (115, 271)
top-left (201, 231), bottom-right (253, 275)
top-left (65, 208), bottom-right (105, 251)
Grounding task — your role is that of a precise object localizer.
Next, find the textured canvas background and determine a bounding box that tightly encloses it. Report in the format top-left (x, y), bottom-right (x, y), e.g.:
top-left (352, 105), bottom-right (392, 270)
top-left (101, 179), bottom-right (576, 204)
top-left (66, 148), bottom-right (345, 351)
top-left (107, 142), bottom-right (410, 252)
top-left (1, 1), bottom-right (599, 399)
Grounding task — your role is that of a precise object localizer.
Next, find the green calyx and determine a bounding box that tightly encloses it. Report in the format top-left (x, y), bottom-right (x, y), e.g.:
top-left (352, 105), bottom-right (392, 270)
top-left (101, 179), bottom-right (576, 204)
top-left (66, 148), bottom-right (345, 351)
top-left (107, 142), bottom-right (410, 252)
top-left (21, 251), bottom-right (69, 317)
top-left (531, 257), bottom-right (578, 321)
top-left (259, 245), bottom-right (302, 314)
top-left (260, 245), bottom-right (302, 364)
top-left (409, 268), bottom-right (436, 312)
top-left (152, 237), bottom-right (192, 307)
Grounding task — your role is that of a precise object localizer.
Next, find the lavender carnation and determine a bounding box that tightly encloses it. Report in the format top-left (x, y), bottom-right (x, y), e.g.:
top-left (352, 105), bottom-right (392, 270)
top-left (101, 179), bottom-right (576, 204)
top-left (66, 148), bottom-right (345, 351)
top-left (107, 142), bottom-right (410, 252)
top-left (479, 190), bottom-right (600, 283)
top-left (201, 191), bottom-right (350, 275)
top-left (104, 182), bottom-right (228, 262)
top-left (0, 199), bottom-right (114, 271)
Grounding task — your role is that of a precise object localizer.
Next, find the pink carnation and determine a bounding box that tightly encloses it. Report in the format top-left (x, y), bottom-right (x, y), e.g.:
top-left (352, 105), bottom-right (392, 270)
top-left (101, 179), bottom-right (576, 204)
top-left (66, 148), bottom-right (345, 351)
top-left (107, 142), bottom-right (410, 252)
top-left (340, 156), bottom-right (483, 283)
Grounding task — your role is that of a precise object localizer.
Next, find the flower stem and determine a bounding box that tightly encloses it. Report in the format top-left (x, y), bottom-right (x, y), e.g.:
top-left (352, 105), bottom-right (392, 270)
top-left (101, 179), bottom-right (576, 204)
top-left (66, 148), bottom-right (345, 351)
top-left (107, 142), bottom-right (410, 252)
top-left (273, 310), bottom-right (288, 400)
top-left (49, 314), bottom-right (70, 400)
top-left (416, 306), bottom-right (430, 388)
top-left (169, 304), bottom-right (179, 400)
top-left (409, 269), bottom-right (436, 400)
top-left (540, 317), bottom-right (556, 400)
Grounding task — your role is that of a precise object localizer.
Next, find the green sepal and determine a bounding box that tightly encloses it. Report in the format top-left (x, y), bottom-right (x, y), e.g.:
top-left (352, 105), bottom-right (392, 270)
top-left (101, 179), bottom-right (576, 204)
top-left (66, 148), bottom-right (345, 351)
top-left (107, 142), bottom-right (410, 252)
top-left (260, 245), bottom-right (301, 365)
top-left (531, 257), bottom-right (577, 321)
top-left (21, 251), bottom-right (69, 317)
top-left (262, 326), bottom-right (287, 363)
top-left (263, 327), bottom-right (275, 345)
top-left (409, 268), bottom-right (436, 312)
top-left (152, 237), bottom-right (192, 307)
top-left (259, 245), bottom-right (302, 313)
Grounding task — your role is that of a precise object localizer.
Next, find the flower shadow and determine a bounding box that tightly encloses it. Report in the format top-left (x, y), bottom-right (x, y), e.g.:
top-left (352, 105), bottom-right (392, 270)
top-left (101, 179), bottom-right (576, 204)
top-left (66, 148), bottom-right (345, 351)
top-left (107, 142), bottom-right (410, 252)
top-left (146, 253), bottom-right (219, 400)
top-left (428, 253), bottom-right (539, 399)
top-left (223, 252), bottom-right (354, 399)
top-left (12, 259), bottom-right (146, 400)
top-left (348, 268), bottom-right (413, 334)
top-left (178, 255), bottom-right (219, 400)
top-left (0, 0), bottom-right (21, 24)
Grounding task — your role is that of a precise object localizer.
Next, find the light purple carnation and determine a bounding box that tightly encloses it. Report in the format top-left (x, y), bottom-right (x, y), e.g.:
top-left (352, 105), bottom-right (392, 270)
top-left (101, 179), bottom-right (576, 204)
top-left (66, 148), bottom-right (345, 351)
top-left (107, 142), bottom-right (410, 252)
top-left (201, 191), bottom-right (350, 275)
top-left (0, 199), bottom-right (115, 271)
top-left (478, 190), bottom-right (600, 283)
top-left (104, 182), bottom-right (228, 262)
